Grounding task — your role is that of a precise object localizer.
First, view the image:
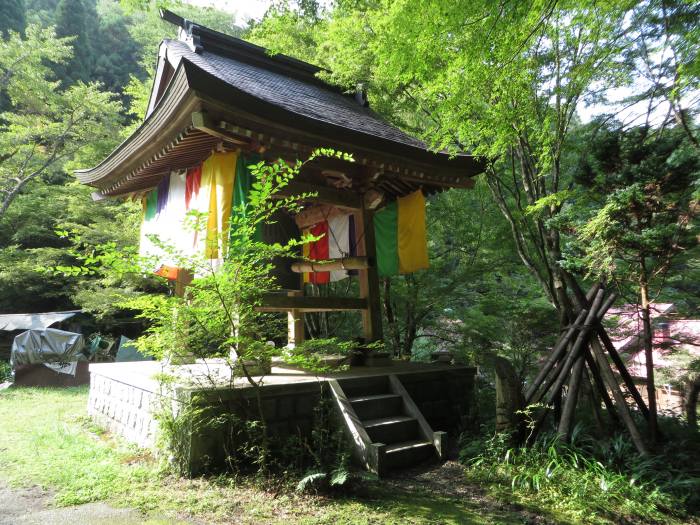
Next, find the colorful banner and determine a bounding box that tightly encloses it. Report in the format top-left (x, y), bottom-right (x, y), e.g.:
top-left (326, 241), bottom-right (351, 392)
top-left (138, 156), bottom-right (429, 283)
top-left (203, 151), bottom-right (238, 260)
top-left (374, 190), bottom-right (429, 276)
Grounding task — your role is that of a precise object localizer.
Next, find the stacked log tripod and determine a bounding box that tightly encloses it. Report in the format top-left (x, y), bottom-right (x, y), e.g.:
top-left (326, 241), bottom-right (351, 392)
top-left (523, 284), bottom-right (651, 455)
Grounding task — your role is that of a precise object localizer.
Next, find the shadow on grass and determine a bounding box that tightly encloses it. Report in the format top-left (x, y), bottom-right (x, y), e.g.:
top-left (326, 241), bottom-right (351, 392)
top-left (317, 484), bottom-right (571, 525)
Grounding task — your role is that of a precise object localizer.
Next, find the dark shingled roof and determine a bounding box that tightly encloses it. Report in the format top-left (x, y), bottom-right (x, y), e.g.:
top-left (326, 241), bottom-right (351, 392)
top-left (75, 10), bottom-right (483, 195)
top-left (163, 38), bottom-right (427, 151)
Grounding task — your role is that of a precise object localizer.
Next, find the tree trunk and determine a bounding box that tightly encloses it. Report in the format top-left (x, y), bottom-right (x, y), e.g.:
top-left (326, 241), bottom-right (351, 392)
top-left (639, 268), bottom-right (659, 443)
top-left (383, 278), bottom-right (401, 357)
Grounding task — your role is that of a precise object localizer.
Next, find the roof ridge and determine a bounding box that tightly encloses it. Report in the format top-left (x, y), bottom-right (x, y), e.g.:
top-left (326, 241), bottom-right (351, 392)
top-left (159, 9), bottom-right (346, 95)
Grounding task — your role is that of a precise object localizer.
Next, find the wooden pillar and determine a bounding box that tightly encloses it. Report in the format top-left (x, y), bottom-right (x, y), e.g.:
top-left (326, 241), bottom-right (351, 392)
top-left (174, 269), bottom-right (193, 297)
top-left (169, 269), bottom-right (195, 364)
top-left (356, 199), bottom-right (383, 342)
top-left (287, 290), bottom-right (304, 347)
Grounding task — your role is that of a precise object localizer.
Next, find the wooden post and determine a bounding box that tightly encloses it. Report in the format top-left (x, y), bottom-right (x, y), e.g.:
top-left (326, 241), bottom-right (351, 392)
top-left (174, 269), bottom-right (193, 298)
top-left (565, 276), bottom-right (650, 420)
top-left (170, 269), bottom-right (195, 364)
top-left (286, 290), bottom-right (304, 347)
top-left (356, 199), bottom-right (383, 342)
top-left (582, 366), bottom-right (608, 435)
top-left (597, 328), bottom-right (650, 419)
top-left (529, 289), bottom-right (608, 440)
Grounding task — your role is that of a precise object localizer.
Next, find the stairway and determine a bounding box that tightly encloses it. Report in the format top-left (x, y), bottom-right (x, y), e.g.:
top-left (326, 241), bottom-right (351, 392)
top-left (329, 374), bottom-right (446, 476)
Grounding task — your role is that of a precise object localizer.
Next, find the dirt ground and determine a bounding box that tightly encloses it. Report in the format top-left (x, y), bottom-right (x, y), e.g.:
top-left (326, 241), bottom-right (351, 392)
top-left (0, 481), bottom-right (190, 525)
top-left (385, 460), bottom-right (559, 525)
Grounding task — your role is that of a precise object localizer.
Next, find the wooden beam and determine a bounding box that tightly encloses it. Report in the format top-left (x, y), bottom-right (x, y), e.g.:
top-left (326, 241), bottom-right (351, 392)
top-left (356, 196), bottom-right (383, 342)
top-left (290, 256), bottom-right (370, 273)
top-left (295, 204), bottom-right (347, 229)
top-left (274, 181), bottom-right (363, 209)
top-left (191, 111), bottom-right (250, 146)
top-left (258, 294), bottom-right (367, 312)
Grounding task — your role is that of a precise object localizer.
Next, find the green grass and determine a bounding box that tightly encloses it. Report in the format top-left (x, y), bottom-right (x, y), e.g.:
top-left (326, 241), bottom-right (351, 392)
top-left (0, 386), bottom-right (527, 524)
top-left (461, 430), bottom-right (700, 525)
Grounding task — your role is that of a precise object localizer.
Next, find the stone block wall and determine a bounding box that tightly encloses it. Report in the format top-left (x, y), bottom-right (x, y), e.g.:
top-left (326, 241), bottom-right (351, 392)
top-left (87, 366), bottom-right (476, 475)
top-left (400, 367), bottom-right (476, 432)
top-left (88, 372), bottom-right (160, 449)
top-left (185, 382), bottom-right (324, 475)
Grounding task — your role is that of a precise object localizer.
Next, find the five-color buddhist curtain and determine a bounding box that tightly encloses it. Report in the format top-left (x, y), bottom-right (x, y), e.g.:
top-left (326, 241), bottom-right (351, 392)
top-left (139, 151), bottom-right (430, 281)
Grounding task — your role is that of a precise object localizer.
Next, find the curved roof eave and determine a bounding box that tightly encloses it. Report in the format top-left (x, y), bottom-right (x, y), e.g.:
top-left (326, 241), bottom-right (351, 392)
top-left (77, 59), bottom-right (484, 192)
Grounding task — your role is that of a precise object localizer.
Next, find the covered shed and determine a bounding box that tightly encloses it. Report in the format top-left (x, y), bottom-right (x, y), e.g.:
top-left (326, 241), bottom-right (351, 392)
top-left (0, 310), bottom-right (83, 361)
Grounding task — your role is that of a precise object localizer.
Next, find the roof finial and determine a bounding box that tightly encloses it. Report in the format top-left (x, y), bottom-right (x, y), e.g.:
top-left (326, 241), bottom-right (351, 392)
top-left (355, 83), bottom-right (369, 107)
top-left (160, 8), bottom-right (202, 53)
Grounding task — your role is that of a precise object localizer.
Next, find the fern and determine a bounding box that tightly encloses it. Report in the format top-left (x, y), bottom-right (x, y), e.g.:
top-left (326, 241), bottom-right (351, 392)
top-left (296, 471), bottom-right (326, 492)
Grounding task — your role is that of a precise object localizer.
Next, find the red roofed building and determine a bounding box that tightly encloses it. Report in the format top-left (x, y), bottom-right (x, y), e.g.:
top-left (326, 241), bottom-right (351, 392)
top-left (606, 304), bottom-right (700, 419)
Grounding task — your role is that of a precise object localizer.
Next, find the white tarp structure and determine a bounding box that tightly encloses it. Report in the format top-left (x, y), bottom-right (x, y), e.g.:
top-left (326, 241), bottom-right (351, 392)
top-left (10, 328), bottom-right (86, 376)
top-left (0, 310), bottom-right (81, 331)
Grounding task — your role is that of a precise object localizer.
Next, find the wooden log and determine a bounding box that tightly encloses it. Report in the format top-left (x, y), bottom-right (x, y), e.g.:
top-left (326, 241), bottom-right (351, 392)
top-left (538, 290), bottom-right (604, 403)
top-left (564, 276), bottom-right (650, 420)
top-left (598, 328), bottom-right (650, 420)
top-left (583, 346), bottom-right (620, 427)
top-left (290, 256), bottom-right (370, 273)
top-left (531, 290), bottom-right (616, 407)
top-left (589, 336), bottom-right (650, 455)
top-left (294, 204), bottom-right (348, 229)
top-left (525, 309), bottom-right (588, 403)
top-left (525, 283), bottom-right (601, 404)
top-left (582, 365), bottom-right (608, 435)
top-left (558, 350), bottom-right (586, 440)
top-left (528, 290), bottom-right (607, 441)
top-left (257, 294), bottom-right (367, 312)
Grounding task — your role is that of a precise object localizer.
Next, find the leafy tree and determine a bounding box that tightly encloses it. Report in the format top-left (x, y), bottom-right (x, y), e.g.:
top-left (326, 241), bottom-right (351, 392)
top-left (54, 0), bottom-right (94, 84)
top-left (249, 1), bottom-right (642, 329)
top-left (627, 0), bottom-right (700, 149)
top-left (0, 0), bottom-right (26, 36)
top-left (567, 122), bottom-right (699, 440)
top-left (0, 24), bottom-right (122, 218)
top-left (92, 1), bottom-right (143, 105)
top-left (379, 182), bottom-right (557, 362)
top-left (0, 178), bottom-right (141, 315)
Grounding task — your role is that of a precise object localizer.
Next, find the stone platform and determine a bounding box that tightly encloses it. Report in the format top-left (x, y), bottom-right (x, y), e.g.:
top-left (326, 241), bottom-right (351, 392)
top-left (87, 360), bottom-right (476, 473)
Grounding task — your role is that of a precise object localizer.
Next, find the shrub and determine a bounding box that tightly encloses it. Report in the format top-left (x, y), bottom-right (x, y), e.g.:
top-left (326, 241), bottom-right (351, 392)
top-left (0, 360), bottom-right (11, 382)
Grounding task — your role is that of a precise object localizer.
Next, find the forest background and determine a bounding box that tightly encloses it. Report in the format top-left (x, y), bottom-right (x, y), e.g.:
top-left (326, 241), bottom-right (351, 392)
top-left (0, 0), bottom-right (698, 392)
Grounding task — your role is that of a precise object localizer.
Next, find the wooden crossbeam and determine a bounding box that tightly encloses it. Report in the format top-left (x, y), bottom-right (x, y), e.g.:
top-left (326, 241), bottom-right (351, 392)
top-left (290, 256), bottom-right (370, 273)
top-left (191, 111), bottom-right (250, 146)
top-left (257, 294), bottom-right (367, 312)
top-left (274, 181), bottom-right (363, 209)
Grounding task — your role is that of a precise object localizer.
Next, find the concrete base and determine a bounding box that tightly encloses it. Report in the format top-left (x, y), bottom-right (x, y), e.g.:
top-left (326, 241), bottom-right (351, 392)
top-left (87, 360), bottom-right (476, 474)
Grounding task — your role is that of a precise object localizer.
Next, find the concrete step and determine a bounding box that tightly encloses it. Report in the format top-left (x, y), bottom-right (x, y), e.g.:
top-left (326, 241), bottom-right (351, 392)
top-left (363, 415), bottom-right (419, 445)
top-left (384, 440), bottom-right (435, 469)
top-left (338, 376), bottom-right (390, 398)
top-left (349, 393), bottom-right (402, 420)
